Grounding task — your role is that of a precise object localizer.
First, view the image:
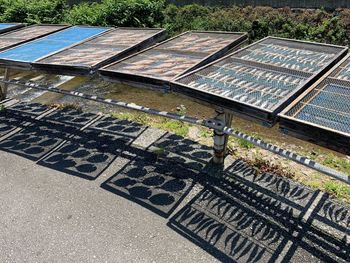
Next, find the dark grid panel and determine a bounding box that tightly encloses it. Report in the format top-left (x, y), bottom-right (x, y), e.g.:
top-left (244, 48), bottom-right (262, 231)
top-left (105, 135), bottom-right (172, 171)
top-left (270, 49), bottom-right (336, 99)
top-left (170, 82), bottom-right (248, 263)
top-left (177, 57), bottom-right (309, 111)
top-left (330, 56), bottom-right (350, 81)
top-left (36, 28), bottom-right (164, 68)
top-left (0, 25), bottom-right (67, 50)
top-left (234, 38), bottom-right (342, 73)
top-left (173, 37), bottom-right (346, 123)
top-left (100, 31), bottom-right (247, 81)
top-left (284, 78), bottom-right (350, 134)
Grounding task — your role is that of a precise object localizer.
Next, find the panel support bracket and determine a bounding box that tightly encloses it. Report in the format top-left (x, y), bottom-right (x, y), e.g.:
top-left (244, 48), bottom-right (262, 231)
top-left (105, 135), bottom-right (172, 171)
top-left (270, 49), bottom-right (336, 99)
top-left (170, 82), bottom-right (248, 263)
top-left (213, 108), bottom-right (232, 164)
top-left (0, 68), bottom-right (10, 101)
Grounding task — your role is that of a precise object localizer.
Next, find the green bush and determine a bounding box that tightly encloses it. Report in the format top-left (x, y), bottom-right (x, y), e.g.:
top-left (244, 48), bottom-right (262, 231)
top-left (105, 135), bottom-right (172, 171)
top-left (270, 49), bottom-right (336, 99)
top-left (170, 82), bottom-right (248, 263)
top-left (0, 1), bottom-right (349, 47)
top-left (162, 5), bottom-right (350, 45)
top-left (65, 2), bottom-right (103, 25)
top-left (0, 0), bottom-right (67, 24)
top-left (65, 0), bottom-right (165, 27)
top-left (100, 0), bottom-right (165, 27)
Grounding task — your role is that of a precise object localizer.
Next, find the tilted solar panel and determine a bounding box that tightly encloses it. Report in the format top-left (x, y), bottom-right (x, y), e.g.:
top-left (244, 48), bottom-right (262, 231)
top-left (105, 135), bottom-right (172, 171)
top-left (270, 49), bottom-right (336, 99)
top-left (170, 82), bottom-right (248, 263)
top-left (99, 31), bottom-right (248, 88)
top-left (0, 23), bottom-right (24, 34)
top-left (0, 24), bottom-right (69, 52)
top-left (171, 37), bottom-right (347, 125)
top-left (279, 54), bottom-right (350, 155)
top-left (33, 28), bottom-right (166, 75)
top-left (0, 26), bottom-right (110, 69)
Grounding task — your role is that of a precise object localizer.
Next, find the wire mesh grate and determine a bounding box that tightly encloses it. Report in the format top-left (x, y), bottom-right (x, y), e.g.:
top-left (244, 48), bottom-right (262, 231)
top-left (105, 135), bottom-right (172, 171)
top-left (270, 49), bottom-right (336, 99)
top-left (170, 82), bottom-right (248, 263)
top-left (330, 56), bottom-right (350, 81)
top-left (284, 78), bottom-right (350, 134)
top-left (234, 39), bottom-right (340, 73)
top-left (173, 37), bottom-right (346, 122)
top-left (178, 57), bottom-right (308, 111)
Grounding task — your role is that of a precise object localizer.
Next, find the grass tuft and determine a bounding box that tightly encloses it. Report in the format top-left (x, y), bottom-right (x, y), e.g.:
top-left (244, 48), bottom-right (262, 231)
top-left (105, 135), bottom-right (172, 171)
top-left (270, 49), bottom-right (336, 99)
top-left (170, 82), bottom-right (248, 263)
top-left (324, 181), bottom-right (350, 200)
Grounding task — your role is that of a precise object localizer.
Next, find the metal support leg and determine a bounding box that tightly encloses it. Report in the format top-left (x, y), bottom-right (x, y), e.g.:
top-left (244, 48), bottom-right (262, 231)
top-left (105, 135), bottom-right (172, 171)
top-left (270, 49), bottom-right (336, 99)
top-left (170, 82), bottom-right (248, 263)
top-left (0, 68), bottom-right (10, 101)
top-left (213, 109), bottom-right (232, 164)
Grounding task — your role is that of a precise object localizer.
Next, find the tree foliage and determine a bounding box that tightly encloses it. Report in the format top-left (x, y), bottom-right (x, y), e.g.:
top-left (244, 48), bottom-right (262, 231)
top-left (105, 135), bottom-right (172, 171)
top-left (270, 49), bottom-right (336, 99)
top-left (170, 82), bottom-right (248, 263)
top-left (0, 1), bottom-right (349, 46)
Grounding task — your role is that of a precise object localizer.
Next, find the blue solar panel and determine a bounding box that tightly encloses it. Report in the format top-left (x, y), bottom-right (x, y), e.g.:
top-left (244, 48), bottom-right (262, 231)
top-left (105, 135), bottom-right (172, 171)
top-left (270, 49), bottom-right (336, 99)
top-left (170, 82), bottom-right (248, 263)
top-left (0, 26), bottom-right (108, 62)
top-left (0, 23), bottom-right (18, 29)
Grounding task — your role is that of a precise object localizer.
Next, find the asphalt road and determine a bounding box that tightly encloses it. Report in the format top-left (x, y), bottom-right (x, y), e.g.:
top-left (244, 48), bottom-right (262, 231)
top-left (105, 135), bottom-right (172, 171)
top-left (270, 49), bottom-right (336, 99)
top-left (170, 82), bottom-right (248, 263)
top-left (0, 150), bottom-right (214, 262)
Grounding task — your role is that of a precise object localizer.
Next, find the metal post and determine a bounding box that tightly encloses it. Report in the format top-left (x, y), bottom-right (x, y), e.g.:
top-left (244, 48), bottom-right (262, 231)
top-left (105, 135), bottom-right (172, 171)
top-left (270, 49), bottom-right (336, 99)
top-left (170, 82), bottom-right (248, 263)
top-left (0, 68), bottom-right (10, 101)
top-left (224, 112), bottom-right (233, 153)
top-left (213, 109), bottom-right (231, 164)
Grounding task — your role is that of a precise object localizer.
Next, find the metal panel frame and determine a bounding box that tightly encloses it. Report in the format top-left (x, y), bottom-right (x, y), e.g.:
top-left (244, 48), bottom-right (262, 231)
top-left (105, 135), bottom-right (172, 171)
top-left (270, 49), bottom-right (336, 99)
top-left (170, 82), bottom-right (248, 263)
top-left (170, 36), bottom-right (348, 125)
top-left (31, 27), bottom-right (167, 76)
top-left (0, 25), bottom-right (112, 70)
top-left (278, 54), bottom-right (350, 155)
top-left (0, 23), bottom-right (24, 35)
top-left (98, 30), bottom-right (248, 88)
top-left (0, 24), bottom-right (70, 52)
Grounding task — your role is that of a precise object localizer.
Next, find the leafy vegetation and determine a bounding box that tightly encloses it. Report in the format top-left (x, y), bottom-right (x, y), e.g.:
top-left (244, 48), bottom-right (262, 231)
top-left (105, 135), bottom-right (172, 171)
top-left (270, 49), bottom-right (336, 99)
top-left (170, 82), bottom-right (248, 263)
top-left (0, 0), bottom-right (67, 24)
top-left (0, 1), bottom-right (349, 46)
top-left (324, 180), bottom-right (350, 200)
top-left (111, 111), bottom-right (190, 137)
top-left (65, 0), bottom-right (165, 27)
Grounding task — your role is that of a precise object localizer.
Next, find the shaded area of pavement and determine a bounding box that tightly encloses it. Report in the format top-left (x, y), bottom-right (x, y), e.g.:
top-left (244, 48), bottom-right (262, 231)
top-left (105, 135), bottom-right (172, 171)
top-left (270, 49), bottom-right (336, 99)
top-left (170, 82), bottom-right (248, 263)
top-left (0, 101), bottom-right (349, 262)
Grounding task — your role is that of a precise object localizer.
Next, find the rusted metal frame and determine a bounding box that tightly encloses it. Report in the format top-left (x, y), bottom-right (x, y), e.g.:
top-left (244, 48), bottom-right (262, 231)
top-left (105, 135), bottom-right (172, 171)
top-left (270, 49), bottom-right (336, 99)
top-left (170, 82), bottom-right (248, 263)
top-left (0, 78), bottom-right (349, 184)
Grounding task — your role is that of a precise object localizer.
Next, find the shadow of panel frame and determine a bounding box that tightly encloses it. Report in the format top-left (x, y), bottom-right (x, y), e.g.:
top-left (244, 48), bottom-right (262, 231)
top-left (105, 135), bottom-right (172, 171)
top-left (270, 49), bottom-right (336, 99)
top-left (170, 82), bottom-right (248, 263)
top-left (37, 115), bottom-right (147, 180)
top-left (0, 118), bottom-right (81, 161)
top-left (168, 188), bottom-right (292, 263)
top-left (151, 132), bottom-right (213, 172)
top-left (101, 152), bottom-right (196, 218)
top-left (168, 159), bottom-right (350, 262)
